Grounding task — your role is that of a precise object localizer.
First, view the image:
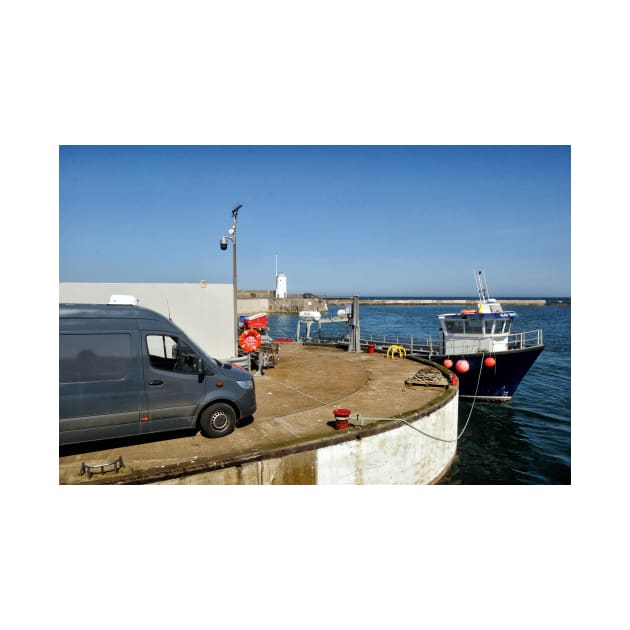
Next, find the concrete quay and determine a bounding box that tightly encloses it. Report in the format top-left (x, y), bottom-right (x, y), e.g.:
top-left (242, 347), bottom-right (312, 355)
top-left (59, 344), bottom-right (459, 485)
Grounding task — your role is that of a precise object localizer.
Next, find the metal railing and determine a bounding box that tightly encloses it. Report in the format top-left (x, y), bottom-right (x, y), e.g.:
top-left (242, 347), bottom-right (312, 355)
top-left (303, 332), bottom-right (436, 354)
top-left (507, 329), bottom-right (544, 349)
top-left (304, 328), bottom-right (543, 356)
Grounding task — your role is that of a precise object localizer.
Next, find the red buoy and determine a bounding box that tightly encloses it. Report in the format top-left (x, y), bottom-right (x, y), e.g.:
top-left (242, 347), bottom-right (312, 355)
top-left (455, 359), bottom-right (470, 373)
top-left (484, 357), bottom-right (496, 367)
top-left (443, 359), bottom-right (453, 369)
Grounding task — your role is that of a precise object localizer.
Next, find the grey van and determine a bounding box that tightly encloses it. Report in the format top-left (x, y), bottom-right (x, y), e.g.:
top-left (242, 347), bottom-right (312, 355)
top-left (59, 303), bottom-right (256, 446)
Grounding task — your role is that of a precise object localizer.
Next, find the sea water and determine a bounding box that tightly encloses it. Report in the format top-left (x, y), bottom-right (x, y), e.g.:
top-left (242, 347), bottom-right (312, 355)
top-left (266, 303), bottom-right (571, 485)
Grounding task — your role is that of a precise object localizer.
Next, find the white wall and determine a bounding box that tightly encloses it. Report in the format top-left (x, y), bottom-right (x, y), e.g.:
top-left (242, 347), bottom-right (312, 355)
top-left (316, 399), bottom-right (458, 484)
top-left (59, 282), bottom-right (235, 360)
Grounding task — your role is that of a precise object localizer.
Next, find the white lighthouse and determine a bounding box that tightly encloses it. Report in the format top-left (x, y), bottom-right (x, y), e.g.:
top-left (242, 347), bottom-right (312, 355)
top-left (276, 273), bottom-right (287, 298)
top-left (275, 255), bottom-right (287, 298)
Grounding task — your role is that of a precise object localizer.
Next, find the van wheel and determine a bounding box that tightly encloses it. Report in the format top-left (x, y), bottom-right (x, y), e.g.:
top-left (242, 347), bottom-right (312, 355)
top-left (199, 403), bottom-right (236, 438)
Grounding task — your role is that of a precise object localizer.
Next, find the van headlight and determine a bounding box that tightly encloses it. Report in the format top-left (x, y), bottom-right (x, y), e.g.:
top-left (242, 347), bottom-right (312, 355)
top-left (236, 380), bottom-right (254, 390)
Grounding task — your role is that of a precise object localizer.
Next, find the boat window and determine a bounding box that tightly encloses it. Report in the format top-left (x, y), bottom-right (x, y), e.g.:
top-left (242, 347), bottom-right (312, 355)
top-left (444, 319), bottom-right (465, 334)
top-left (494, 320), bottom-right (504, 334)
top-left (466, 319), bottom-right (483, 334)
top-left (484, 320), bottom-right (495, 334)
top-left (504, 320), bottom-right (513, 333)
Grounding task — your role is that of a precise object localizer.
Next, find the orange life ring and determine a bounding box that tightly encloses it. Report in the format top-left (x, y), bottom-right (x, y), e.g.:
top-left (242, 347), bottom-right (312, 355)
top-left (239, 329), bottom-right (262, 352)
top-left (460, 309), bottom-right (476, 315)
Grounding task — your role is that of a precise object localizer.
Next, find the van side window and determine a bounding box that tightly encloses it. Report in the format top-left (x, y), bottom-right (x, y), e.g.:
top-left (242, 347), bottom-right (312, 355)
top-left (146, 335), bottom-right (199, 374)
top-left (60, 333), bottom-right (131, 383)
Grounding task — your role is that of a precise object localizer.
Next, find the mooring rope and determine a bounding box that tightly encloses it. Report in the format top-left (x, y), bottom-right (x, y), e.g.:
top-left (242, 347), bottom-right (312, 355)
top-left (453, 352), bottom-right (485, 441)
top-left (351, 354), bottom-right (486, 443)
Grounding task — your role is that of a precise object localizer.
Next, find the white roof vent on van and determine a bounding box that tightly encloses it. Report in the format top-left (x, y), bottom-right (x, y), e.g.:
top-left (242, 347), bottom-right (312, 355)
top-left (108, 294), bottom-right (139, 306)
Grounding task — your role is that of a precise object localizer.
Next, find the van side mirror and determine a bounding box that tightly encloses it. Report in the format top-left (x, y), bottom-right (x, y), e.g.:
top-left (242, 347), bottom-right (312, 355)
top-left (196, 359), bottom-right (206, 383)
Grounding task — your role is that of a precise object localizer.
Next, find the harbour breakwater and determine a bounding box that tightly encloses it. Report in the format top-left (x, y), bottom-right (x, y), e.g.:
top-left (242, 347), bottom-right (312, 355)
top-left (237, 292), bottom-right (552, 314)
top-left (326, 298), bottom-right (549, 306)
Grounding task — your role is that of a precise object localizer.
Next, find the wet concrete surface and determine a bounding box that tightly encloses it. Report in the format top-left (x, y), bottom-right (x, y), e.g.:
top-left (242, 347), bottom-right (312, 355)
top-left (59, 343), bottom-right (452, 484)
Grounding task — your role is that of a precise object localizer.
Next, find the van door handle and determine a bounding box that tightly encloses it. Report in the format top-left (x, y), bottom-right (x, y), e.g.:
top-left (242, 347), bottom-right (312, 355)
top-left (149, 380), bottom-right (163, 386)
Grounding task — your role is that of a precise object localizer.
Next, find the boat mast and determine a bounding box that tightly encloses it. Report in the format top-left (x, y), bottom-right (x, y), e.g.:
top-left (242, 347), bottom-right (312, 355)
top-left (476, 270), bottom-right (490, 303)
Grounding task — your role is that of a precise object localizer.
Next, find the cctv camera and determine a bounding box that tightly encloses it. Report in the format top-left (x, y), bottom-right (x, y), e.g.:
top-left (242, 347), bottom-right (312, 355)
top-left (220, 236), bottom-right (228, 250)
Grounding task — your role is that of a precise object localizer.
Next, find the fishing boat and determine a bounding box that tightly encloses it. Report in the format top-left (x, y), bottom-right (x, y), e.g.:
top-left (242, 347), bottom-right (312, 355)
top-left (428, 271), bottom-right (544, 401)
top-left (299, 273), bottom-right (543, 400)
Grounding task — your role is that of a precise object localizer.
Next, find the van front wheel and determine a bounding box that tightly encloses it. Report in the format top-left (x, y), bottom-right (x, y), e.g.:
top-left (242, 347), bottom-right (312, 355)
top-left (199, 403), bottom-right (236, 438)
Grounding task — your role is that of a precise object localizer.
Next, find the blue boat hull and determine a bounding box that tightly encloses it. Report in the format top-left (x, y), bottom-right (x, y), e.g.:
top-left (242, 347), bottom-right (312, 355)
top-left (434, 346), bottom-right (544, 400)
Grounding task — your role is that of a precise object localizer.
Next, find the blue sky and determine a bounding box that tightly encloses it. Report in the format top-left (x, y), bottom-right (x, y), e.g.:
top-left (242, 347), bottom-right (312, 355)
top-left (59, 145), bottom-right (570, 297)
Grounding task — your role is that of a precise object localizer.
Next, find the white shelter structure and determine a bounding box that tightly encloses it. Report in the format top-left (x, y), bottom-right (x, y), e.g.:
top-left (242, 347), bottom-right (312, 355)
top-left (59, 282), bottom-right (235, 360)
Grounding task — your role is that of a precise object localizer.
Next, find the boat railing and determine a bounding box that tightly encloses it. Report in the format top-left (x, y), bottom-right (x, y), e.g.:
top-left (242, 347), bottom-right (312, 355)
top-left (508, 328), bottom-right (544, 350)
top-left (303, 328), bottom-right (543, 356)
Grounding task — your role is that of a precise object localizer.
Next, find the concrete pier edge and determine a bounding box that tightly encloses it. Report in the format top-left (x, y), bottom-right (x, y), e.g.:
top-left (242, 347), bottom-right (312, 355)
top-left (70, 355), bottom-right (457, 485)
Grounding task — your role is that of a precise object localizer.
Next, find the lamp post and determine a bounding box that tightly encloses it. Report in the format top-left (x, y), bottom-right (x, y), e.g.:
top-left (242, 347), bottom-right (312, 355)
top-left (220, 203), bottom-right (242, 357)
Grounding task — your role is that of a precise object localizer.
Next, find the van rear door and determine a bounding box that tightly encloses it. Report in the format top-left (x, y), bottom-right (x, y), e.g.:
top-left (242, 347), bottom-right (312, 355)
top-left (141, 332), bottom-right (207, 433)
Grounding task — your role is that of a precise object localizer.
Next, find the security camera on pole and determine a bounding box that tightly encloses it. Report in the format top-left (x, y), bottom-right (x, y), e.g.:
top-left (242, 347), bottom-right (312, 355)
top-left (220, 203), bottom-right (242, 357)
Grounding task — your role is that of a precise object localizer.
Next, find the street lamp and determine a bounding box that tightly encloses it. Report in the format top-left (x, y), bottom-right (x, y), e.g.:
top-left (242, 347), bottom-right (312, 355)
top-left (220, 203), bottom-right (242, 357)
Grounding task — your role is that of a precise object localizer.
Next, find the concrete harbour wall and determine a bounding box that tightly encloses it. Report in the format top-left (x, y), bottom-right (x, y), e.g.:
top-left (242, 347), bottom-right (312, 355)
top-left (154, 393), bottom-right (458, 485)
top-left (317, 400), bottom-right (456, 484)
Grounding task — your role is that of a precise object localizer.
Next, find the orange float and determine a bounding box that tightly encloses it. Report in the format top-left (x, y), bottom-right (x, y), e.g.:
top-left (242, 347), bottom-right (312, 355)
top-left (239, 329), bottom-right (262, 352)
top-left (455, 359), bottom-right (470, 373)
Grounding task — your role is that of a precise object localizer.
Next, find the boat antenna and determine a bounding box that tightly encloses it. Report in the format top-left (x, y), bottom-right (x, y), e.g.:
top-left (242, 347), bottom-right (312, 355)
top-left (476, 270), bottom-right (490, 302)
